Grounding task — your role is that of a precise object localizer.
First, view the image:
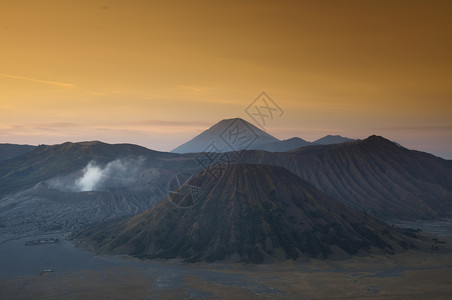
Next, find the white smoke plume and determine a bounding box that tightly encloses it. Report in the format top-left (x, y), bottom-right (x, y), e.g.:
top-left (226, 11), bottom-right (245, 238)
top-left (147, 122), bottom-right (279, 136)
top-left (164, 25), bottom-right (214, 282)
top-left (75, 162), bottom-right (103, 191)
top-left (76, 158), bottom-right (145, 191)
top-left (47, 157), bottom-right (146, 192)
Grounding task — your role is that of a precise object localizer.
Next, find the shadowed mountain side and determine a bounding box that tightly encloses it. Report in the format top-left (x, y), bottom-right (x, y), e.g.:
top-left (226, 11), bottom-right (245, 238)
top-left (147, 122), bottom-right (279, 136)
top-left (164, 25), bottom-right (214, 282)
top-left (0, 144), bottom-right (36, 162)
top-left (75, 164), bottom-right (417, 263)
top-left (237, 136), bottom-right (452, 219)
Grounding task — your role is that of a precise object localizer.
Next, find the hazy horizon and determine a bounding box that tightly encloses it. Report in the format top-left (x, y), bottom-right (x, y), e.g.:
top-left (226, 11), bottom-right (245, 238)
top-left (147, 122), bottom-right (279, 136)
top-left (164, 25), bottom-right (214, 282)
top-left (3, 128), bottom-right (451, 161)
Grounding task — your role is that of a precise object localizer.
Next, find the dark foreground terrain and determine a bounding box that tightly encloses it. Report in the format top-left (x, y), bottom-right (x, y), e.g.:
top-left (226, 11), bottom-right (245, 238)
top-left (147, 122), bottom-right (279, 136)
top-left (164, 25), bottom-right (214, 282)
top-left (1, 224), bottom-right (452, 299)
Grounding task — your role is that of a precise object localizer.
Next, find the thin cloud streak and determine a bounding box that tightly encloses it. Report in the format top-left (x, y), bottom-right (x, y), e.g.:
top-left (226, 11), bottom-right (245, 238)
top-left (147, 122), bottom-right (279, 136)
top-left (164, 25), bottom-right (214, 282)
top-left (0, 73), bottom-right (76, 88)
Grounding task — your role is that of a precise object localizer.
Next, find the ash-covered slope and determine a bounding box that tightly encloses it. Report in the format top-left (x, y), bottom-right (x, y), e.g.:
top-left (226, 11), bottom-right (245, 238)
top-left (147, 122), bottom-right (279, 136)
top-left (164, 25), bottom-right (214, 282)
top-left (76, 164), bottom-right (415, 263)
top-left (239, 136), bottom-right (452, 219)
top-left (0, 141), bottom-right (197, 235)
top-left (0, 167), bottom-right (176, 234)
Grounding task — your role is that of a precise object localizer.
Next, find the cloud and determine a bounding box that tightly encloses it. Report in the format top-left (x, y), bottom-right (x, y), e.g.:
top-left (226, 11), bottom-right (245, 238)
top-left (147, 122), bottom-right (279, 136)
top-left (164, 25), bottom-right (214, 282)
top-left (0, 73), bottom-right (76, 88)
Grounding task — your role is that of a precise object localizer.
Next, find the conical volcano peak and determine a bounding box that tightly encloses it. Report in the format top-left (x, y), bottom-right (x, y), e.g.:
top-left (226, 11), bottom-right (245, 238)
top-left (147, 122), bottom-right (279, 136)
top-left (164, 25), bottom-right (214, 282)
top-left (171, 118), bottom-right (279, 154)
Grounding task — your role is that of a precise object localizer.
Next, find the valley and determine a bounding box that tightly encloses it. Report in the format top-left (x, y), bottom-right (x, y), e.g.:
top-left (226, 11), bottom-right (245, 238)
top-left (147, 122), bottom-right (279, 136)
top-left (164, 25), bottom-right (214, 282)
top-left (1, 231), bottom-right (451, 299)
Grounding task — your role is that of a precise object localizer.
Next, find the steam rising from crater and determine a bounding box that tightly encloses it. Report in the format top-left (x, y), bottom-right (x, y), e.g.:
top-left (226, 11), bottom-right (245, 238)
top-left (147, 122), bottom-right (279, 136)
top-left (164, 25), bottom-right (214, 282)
top-left (76, 162), bottom-right (103, 191)
top-left (48, 157), bottom-right (146, 192)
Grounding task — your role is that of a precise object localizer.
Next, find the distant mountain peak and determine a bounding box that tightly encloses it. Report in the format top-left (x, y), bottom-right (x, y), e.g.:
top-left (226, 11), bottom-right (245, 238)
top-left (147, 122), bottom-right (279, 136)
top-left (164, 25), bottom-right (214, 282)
top-left (171, 118), bottom-right (280, 154)
top-left (313, 135), bottom-right (356, 145)
top-left (361, 135), bottom-right (401, 149)
top-left (286, 137), bottom-right (306, 141)
top-left (219, 117), bottom-right (245, 122)
top-left (171, 119), bottom-right (369, 153)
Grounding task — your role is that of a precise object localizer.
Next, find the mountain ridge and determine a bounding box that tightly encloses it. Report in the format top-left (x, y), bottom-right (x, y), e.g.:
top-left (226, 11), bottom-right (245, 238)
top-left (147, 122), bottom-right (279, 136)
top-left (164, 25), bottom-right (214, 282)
top-left (238, 135), bottom-right (452, 219)
top-left (171, 118), bottom-right (357, 153)
top-left (255, 137), bottom-right (311, 152)
top-left (0, 143), bottom-right (36, 162)
top-left (312, 135), bottom-right (356, 145)
top-left (1, 135), bottom-right (450, 222)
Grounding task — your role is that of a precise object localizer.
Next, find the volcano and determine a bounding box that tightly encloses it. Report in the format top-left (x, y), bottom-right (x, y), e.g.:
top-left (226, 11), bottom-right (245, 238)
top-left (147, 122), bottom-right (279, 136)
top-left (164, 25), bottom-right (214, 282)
top-left (171, 118), bottom-right (279, 153)
top-left (76, 164), bottom-right (416, 263)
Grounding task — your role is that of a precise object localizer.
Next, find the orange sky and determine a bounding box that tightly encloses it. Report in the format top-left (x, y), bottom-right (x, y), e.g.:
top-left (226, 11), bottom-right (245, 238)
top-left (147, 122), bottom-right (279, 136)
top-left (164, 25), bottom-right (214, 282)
top-left (1, 0), bottom-right (451, 158)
